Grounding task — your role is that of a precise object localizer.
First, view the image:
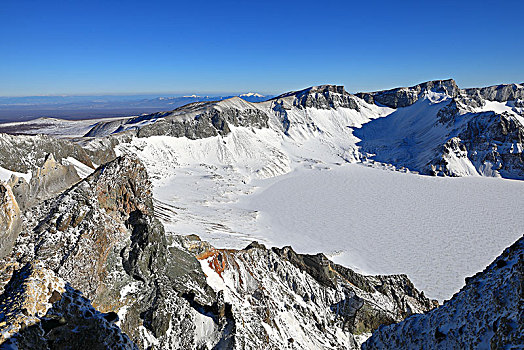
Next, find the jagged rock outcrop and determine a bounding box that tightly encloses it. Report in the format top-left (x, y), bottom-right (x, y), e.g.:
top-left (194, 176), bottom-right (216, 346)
top-left (465, 83), bottom-right (524, 103)
top-left (178, 235), bottom-right (435, 349)
top-left (74, 133), bottom-right (128, 166)
top-left (29, 153), bottom-right (81, 203)
top-left (10, 155), bottom-right (162, 306)
top-left (362, 235), bottom-right (523, 349)
top-left (0, 133), bottom-right (94, 173)
top-left (272, 85), bottom-right (360, 110)
top-left (1, 155), bottom-right (229, 349)
top-left (3, 154), bottom-right (82, 211)
top-left (0, 182), bottom-right (21, 259)
top-left (0, 261), bottom-right (137, 349)
top-left (458, 112), bottom-right (524, 179)
top-left (356, 79), bottom-right (460, 108)
top-left (6, 175), bottom-right (30, 212)
top-left (426, 111), bottom-right (524, 179)
top-left (436, 99), bottom-right (461, 126)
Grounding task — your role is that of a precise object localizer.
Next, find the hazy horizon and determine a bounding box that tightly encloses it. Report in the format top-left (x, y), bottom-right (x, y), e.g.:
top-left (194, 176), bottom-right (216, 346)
top-left (1, 77), bottom-right (523, 99)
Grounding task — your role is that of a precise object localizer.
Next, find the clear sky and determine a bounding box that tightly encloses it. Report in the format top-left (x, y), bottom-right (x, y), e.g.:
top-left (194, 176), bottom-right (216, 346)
top-left (1, 0), bottom-right (523, 96)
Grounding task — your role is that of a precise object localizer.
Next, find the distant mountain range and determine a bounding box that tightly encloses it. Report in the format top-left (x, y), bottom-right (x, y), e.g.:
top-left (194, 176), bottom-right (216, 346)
top-left (0, 92), bottom-right (273, 122)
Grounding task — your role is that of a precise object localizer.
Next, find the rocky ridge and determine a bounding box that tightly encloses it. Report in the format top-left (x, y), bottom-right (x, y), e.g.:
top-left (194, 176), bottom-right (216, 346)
top-left (465, 83), bottom-right (524, 103)
top-left (181, 236), bottom-right (435, 349)
top-left (84, 97), bottom-right (270, 140)
top-left (354, 80), bottom-right (524, 179)
top-left (272, 84), bottom-right (360, 110)
top-left (356, 79), bottom-right (461, 108)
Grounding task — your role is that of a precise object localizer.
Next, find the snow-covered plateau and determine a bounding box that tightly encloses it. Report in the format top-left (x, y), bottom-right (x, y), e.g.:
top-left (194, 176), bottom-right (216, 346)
top-left (0, 79), bottom-right (523, 349)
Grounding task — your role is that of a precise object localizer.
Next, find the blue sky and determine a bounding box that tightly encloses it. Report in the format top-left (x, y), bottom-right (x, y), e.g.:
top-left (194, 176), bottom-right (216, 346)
top-left (1, 0), bottom-right (523, 96)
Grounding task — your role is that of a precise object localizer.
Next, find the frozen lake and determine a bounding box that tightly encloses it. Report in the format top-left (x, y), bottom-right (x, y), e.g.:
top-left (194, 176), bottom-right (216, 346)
top-left (240, 164), bottom-right (524, 301)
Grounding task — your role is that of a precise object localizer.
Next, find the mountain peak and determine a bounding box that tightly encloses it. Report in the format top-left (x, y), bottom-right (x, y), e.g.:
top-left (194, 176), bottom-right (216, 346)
top-left (239, 92), bottom-right (265, 98)
top-left (272, 84), bottom-right (358, 110)
top-left (464, 83), bottom-right (524, 102)
top-left (356, 79), bottom-right (460, 108)
top-left (274, 84), bottom-right (347, 100)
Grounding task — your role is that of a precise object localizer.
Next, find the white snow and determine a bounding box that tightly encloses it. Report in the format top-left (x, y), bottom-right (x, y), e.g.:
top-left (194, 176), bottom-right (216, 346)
top-left (199, 256), bottom-right (228, 293)
top-left (474, 99), bottom-right (524, 125)
top-left (0, 165), bottom-right (32, 183)
top-left (476, 100), bottom-right (517, 115)
top-left (62, 157), bottom-right (95, 178)
top-left (193, 310), bottom-right (218, 347)
top-left (239, 92), bottom-right (265, 97)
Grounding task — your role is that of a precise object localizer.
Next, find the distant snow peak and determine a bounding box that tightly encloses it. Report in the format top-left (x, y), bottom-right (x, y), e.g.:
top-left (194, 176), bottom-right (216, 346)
top-left (239, 92), bottom-right (265, 97)
top-left (182, 94), bottom-right (201, 98)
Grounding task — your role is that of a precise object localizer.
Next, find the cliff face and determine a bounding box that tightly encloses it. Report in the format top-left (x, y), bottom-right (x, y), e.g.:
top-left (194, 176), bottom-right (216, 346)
top-left (273, 85), bottom-right (360, 110)
top-left (0, 182), bottom-right (21, 259)
top-left (4, 153), bottom-right (82, 213)
top-left (356, 79), bottom-right (460, 108)
top-left (362, 235), bottom-right (523, 349)
top-left (464, 83), bottom-right (524, 103)
top-left (0, 133), bottom-right (94, 173)
top-left (426, 110), bottom-right (524, 179)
